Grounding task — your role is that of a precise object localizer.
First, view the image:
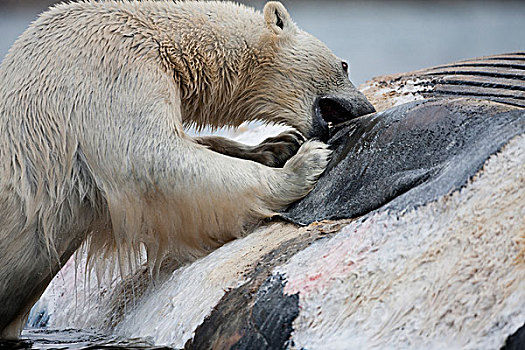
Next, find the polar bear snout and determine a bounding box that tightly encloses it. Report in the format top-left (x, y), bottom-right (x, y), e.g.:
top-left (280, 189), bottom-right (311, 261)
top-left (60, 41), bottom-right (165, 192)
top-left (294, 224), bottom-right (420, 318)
top-left (311, 95), bottom-right (376, 141)
top-left (318, 95), bottom-right (376, 125)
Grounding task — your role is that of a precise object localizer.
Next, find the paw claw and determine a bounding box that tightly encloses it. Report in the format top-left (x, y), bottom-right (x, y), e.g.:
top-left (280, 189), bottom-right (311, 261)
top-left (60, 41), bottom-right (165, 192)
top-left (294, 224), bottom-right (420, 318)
top-left (252, 130), bottom-right (306, 167)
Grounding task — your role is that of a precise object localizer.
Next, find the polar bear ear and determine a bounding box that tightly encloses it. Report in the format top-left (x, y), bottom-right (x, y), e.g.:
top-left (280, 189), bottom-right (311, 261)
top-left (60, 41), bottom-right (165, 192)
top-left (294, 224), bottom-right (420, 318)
top-left (264, 1), bottom-right (293, 35)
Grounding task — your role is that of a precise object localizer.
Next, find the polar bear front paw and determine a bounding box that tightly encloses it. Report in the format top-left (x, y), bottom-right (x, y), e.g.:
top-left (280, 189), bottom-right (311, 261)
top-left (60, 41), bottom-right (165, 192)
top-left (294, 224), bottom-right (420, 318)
top-left (283, 140), bottom-right (331, 197)
top-left (251, 130), bottom-right (305, 167)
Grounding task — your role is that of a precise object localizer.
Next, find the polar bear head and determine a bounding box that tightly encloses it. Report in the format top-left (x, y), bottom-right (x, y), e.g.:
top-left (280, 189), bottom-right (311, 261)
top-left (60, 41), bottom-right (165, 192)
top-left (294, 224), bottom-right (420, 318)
top-left (255, 1), bottom-right (376, 139)
top-left (166, 1), bottom-right (375, 140)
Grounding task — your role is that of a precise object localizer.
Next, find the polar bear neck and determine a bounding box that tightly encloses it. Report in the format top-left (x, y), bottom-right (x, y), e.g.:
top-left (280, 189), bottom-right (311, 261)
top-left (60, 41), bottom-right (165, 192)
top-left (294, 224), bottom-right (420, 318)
top-left (124, 1), bottom-right (276, 130)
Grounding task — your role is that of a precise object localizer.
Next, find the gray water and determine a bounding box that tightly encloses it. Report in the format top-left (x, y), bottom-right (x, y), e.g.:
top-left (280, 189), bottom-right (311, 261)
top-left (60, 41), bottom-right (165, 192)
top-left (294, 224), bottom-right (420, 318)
top-left (286, 0), bottom-right (525, 85)
top-left (0, 1), bottom-right (524, 349)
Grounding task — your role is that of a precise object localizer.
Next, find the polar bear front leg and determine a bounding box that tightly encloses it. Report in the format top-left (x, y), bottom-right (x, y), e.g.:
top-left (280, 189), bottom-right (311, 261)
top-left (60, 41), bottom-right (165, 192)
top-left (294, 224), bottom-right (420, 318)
top-left (89, 131), bottom-right (330, 263)
top-left (183, 137), bottom-right (330, 228)
top-left (194, 130), bottom-right (305, 167)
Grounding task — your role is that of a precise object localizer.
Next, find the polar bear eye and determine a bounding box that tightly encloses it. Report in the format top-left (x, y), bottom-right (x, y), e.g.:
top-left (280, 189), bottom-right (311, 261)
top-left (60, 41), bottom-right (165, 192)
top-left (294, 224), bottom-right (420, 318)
top-left (341, 61), bottom-right (349, 74)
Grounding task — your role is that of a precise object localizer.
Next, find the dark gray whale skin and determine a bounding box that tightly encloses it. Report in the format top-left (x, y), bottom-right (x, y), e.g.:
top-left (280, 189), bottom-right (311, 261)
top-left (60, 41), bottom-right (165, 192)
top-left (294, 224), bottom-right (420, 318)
top-left (283, 98), bottom-right (524, 225)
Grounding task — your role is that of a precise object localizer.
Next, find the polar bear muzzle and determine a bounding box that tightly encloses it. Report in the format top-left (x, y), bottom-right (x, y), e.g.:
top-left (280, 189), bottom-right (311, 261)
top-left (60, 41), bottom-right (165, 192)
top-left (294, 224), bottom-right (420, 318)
top-left (311, 95), bottom-right (376, 141)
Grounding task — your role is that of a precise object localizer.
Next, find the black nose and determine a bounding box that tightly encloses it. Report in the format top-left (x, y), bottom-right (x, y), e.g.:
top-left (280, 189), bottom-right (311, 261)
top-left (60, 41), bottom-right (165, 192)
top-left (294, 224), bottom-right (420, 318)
top-left (318, 95), bottom-right (376, 126)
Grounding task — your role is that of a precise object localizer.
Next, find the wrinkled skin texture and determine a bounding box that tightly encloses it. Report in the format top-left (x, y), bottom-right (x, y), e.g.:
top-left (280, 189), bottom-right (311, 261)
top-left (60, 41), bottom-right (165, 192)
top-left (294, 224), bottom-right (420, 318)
top-left (0, 1), bottom-right (373, 338)
top-left (283, 98), bottom-right (525, 224)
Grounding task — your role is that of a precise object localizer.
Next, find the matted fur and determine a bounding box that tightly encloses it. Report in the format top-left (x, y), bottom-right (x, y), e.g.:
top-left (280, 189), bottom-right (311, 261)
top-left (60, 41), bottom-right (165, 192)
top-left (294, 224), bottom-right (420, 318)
top-left (0, 0), bottom-right (373, 338)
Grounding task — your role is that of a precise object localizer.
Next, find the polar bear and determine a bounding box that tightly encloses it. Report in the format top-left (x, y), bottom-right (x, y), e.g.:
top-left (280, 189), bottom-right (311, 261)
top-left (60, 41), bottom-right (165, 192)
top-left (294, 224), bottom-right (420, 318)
top-left (0, 0), bottom-right (374, 338)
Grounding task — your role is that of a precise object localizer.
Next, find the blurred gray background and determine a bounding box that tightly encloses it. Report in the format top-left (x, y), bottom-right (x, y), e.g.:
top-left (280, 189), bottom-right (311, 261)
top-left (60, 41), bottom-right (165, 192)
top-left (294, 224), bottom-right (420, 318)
top-left (1, 0), bottom-right (524, 86)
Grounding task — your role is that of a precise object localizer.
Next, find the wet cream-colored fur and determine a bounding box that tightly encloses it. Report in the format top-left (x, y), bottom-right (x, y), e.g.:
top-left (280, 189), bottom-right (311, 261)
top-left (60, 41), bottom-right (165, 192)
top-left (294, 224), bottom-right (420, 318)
top-left (0, 0), bottom-right (369, 338)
